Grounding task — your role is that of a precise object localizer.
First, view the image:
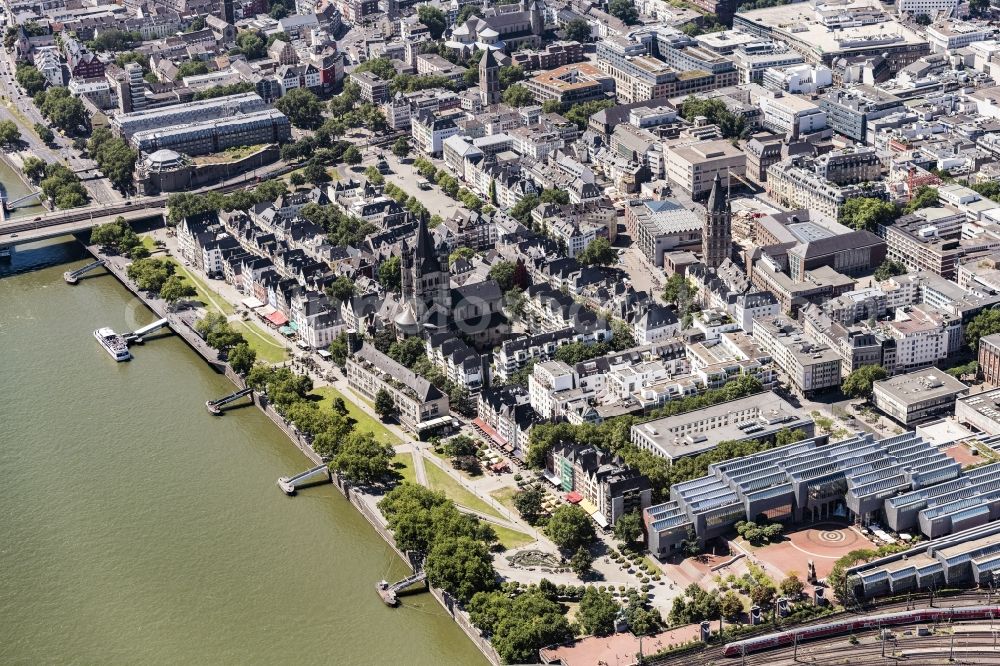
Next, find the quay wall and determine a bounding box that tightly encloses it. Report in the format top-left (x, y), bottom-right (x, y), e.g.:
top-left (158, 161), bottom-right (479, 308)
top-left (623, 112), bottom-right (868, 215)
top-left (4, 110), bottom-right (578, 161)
top-left (88, 244), bottom-right (500, 666)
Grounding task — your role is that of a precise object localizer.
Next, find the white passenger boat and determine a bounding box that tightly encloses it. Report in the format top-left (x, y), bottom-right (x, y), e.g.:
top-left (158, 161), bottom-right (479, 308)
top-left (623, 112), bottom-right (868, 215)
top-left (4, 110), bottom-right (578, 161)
top-left (93, 327), bottom-right (131, 361)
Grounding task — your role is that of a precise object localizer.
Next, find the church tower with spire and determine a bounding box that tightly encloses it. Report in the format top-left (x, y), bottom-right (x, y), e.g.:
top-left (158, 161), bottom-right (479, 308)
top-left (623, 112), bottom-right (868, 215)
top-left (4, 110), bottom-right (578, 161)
top-left (479, 47), bottom-right (500, 106)
top-left (703, 173), bottom-right (732, 270)
top-left (396, 211), bottom-right (451, 337)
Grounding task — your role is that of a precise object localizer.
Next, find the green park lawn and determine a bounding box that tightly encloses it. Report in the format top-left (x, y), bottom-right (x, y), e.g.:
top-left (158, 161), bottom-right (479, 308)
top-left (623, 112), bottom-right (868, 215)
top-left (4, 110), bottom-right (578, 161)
top-left (491, 487), bottom-right (519, 513)
top-left (231, 320), bottom-right (289, 364)
top-left (309, 385), bottom-right (401, 446)
top-left (424, 463), bottom-right (504, 520)
top-left (492, 524), bottom-right (534, 551)
top-left (391, 452), bottom-right (416, 485)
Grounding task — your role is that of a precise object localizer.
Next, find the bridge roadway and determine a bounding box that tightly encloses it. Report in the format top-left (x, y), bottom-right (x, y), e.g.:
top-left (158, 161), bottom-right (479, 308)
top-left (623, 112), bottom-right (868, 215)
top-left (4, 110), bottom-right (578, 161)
top-left (0, 199), bottom-right (167, 248)
top-left (0, 158), bottom-right (297, 249)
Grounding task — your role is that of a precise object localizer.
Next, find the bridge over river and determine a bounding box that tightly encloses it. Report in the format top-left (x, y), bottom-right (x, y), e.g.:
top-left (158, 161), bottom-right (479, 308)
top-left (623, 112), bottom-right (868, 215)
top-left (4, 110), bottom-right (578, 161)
top-left (0, 199), bottom-right (168, 249)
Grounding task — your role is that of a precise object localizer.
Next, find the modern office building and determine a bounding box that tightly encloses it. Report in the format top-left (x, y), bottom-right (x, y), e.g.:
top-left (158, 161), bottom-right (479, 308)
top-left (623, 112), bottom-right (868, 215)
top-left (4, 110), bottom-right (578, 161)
top-left (871, 367), bottom-right (969, 427)
top-left (630, 391), bottom-right (814, 462)
top-left (644, 431), bottom-right (962, 557)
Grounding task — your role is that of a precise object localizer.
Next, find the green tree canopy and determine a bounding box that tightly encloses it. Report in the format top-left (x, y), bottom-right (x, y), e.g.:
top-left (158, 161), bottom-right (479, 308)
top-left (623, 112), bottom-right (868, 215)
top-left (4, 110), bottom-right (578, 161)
top-left (577, 586), bottom-right (619, 636)
top-left (904, 185), bottom-right (938, 213)
top-left (330, 431), bottom-right (395, 484)
top-left (126, 257), bottom-right (175, 293)
top-left (967, 309), bottom-right (1000, 352)
top-left (839, 197), bottom-right (899, 231)
top-left (227, 342), bottom-right (257, 375)
top-left (374, 388), bottom-right (396, 421)
top-left (425, 535), bottom-right (498, 603)
top-left (501, 84), bottom-right (535, 107)
top-left (563, 18), bottom-right (592, 42)
top-left (546, 504), bottom-right (596, 554)
top-left (608, 0), bottom-right (639, 23)
top-left (613, 511), bottom-right (644, 548)
top-left (873, 258), bottom-right (908, 281)
top-left (275, 88), bottom-right (324, 129)
top-left (842, 364), bottom-right (888, 399)
top-left (417, 5), bottom-right (447, 39)
top-left (467, 590), bottom-right (573, 664)
top-left (159, 274), bottom-right (196, 305)
top-left (513, 485), bottom-right (545, 524)
top-left (578, 238), bottom-right (618, 266)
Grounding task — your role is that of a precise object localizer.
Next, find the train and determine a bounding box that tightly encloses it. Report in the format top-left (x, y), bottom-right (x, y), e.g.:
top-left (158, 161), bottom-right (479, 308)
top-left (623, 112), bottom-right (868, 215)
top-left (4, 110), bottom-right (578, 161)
top-left (722, 605), bottom-right (1000, 657)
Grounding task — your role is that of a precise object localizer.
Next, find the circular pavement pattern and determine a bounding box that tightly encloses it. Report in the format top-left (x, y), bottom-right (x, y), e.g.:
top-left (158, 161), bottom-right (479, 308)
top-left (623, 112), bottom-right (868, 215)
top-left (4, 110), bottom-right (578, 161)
top-left (796, 524), bottom-right (864, 553)
top-left (818, 530), bottom-right (846, 543)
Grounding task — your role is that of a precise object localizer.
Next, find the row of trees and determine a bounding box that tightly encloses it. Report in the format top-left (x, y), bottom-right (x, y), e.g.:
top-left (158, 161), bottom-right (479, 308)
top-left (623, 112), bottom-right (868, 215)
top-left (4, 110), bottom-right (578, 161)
top-left (90, 217), bottom-right (145, 257)
top-left (88, 128), bottom-right (138, 192)
top-left (35, 87), bottom-right (87, 135)
top-left (29, 161), bottom-right (88, 209)
top-left (412, 158), bottom-right (490, 213)
top-left (839, 186), bottom-right (939, 233)
top-left (245, 365), bottom-right (395, 482)
top-left (165, 179), bottom-right (289, 225)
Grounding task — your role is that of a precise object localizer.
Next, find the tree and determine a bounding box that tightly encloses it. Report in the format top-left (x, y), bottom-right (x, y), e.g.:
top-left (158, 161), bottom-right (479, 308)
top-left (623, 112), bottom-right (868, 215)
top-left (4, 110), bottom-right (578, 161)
top-left (577, 587), bottom-right (619, 636)
top-left (275, 88), bottom-right (324, 129)
top-left (499, 65), bottom-right (526, 89)
top-left (873, 258), bottom-right (908, 281)
top-left (0, 119), bottom-right (19, 147)
top-left (238, 30), bottom-right (267, 58)
top-left (289, 172), bottom-right (306, 187)
top-left (354, 57), bottom-right (396, 81)
top-left (539, 188), bottom-right (570, 205)
top-left (608, 0), bottom-right (640, 23)
top-left (90, 217), bottom-right (140, 255)
top-left (720, 591), bottom-right (743, 621)
top-left (570, 546), bottom-right (594, 577)
top-left (915, 12), bottom-right (932, 24)
top-left (456, 3), bottom-right (482, 22)
top-left (509, 194), bottom-right (539, 225)
top-left (839, 198), bottom-right (899, 232)
top-left (37, 87), bottom-right (87, 134)
top-left (126, 257), bottom-right (175, 293)
top-left (905, 185), bottom-right (938, 213)
top-left (513, 485), bottom-right (545, 524)
top-left (343, 145), bottom-right (362, 165)
top-left (15, 64), bottom-right (46, 96)
top-left (175, 61), bottom-right (209, 79)
top-left (88, 129), bottom-right (138, 191)
top-left (563, 18), bottom-right (592, 42)
top-left (159, 274), bottom-right (196, 306)
top-left (967, 308), bottom-right (1000, 352)
top-left (378, 255), bottom-right (402, 293)
top-left (564, 99), bottom-right (615, 130)
top-left (22, 156), bottom-right (46, 181)
top-left (326, 275), bottom-right (355, 303)
top-left (546, 504), bottom-right (596, 554)
top-left (614, 512), bottom-right (644, 548)
top-left (749, 583), bottom-right (776, 608)
top-left (331, 431), bottom-right (395, 484)
top-left (227, 342), bottom-right (256, 375)
top-left (195, 311), bottom-right (246, 352)
top-left (328, 332), bottom-right (349, 368)
top-left (391, 136), bottom-right (410, 158)
top-left (424, 535), bottom-right (497, 603)
top-left (33, 122), bottom-right (53, 144)
top-left (416, 5), bottom-right (447, 39)
top-left (578, 238), bottom-right (618, 266)
top-left (842, 364), bottom-right (888, 399)
top-left (779, 573), bottom-right (804, 599)
top-left (374, 388), bottom-right (396, 421)
top-left (501, 84), bottom-right (535, 107)
top-left (468, 590), bottom-right (573, 663)
top-left (735, 520), bottom-right (783, 546)
top-left (388, 337), bottom-right (426, 367)
top-left (488, 260), bottom-right (517, 292)
top-left (681, 525), bottom-right (701, 557)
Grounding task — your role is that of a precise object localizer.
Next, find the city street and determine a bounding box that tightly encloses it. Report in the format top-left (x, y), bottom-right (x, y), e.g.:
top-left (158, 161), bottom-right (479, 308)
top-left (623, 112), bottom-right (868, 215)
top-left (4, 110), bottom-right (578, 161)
top-left (619, 244), bottom-right (665, 301)
top-left (0, 48), bottom-right (121, 204)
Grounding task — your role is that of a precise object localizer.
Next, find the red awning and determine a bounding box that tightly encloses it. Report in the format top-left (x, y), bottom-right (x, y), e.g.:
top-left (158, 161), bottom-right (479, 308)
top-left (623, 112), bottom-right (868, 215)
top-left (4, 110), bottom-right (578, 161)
top-left (565, 492), bottom-right (583, 504)
top-left (265, 310), bottom-right (289, 326)
top-left (472, 417), bottom-right (508, 447)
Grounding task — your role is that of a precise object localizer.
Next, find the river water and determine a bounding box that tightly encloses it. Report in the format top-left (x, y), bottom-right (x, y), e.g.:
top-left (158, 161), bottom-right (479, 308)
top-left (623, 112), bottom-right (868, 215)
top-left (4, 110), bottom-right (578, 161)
top-left (0, 239), bottom-right (485, 665)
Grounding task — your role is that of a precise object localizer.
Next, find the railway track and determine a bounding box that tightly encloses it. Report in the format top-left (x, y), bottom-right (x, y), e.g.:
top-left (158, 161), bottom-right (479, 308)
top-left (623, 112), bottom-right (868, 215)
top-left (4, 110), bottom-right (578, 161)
top-left (651, 590), bottom-right (998, 665)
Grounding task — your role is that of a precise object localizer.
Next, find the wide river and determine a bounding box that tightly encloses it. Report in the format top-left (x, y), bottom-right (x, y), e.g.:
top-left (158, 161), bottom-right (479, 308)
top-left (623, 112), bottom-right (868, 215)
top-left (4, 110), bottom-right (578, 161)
top-left (0, 239), bottom-right (485, 665)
